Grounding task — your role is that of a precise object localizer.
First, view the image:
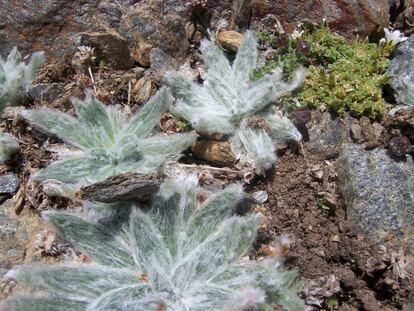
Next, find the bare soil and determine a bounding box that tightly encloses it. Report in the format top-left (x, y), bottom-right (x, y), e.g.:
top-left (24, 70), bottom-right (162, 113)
top-left (249, 147), bottom-right (412, 311)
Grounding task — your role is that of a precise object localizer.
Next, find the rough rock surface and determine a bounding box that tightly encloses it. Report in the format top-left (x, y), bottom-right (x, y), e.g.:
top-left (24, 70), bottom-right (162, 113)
top-left (0, 174), bottom-right (20, 197)
top-left (387, 37), bottom-right (414, 106)
top-left (119, 0), bottom-right (189, 67)
top-left (28, 83), bottom-right (64, 103)
top-left (229, 0), bottom-right (252, 31)
top-left (250, 0), bottom-right (389, 38)
top-left (80, 28), bottom-right (134, 69)
top-left (304, 112), bottom-right (352, 158)
top-left (337, 143), bottom-right (414, 252)
top-left (0, 0), bottom-right (128, 59)
top-left (390, 0), bottom-right (414, 35)
top-left (0, 200), bottom-right (28, 278)
top-left (80, 172), bottom-right (162, 203)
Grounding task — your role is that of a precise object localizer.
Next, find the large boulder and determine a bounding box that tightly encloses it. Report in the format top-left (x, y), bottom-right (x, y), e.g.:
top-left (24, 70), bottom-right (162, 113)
top-left (0, 0), bottom-right (136, 59)
top-left (119, 0), bottom-right (189, 67)
top-left (337, 143), bottom-right (414, 253)
top-left (387, 37), bottom-right (414, 106)
top-left (251, 0), bottom-right (389, 38)
top-left (217, 0), bottom-right (389, 38)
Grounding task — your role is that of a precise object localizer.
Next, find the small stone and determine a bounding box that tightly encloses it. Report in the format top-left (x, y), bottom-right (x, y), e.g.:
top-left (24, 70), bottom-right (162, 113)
top-left (132, 77), bottom-right (156, 104)
top-left (292, 107), bottom-right (312, 125)
top-left (310, 165), bottom-right (324, 181)
top-left (0, 174), bottom-right (20, 196)
top-left (192, 139), bottom-right (237, 167)
top-left (331, 235), bottom-right (341, 242)
top-left (217, 31), bottom-right (244, 53)
top-left (388, 135), bottom-right (412, 157)
top-left (350, 123), bottom-right (363, 142)
top-left (372, 122), bottom-right (385, 140)
top-left (252, 191), bottom-right (268, 203)
top-left (28, 83), bottom-right (63, 103)
top-left (81, 172), bottom-right (162, 203)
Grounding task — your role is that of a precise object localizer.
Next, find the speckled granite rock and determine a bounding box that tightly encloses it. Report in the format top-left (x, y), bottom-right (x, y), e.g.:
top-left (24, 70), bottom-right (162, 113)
top-left (0, 201), bottom-right (27, 277)
top-left (119, 0), bottom-right (189, 67)
top-left (0, 0), bottom-right (136, 59)
top-left (304, 112), bottom-right (352, 158)
top-left (250, 0), bottom-right (389, 38)
top-left (337, 143), bottom-right (414, 250)
top-left (0, 174), bottom-right (20, 196)
top-left (387, 37), bottom-right (414, 106)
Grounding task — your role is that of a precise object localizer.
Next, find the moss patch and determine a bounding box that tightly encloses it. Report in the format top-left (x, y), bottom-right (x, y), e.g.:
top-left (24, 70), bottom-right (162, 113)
top-left (255, 27), bottom-right (391, 119)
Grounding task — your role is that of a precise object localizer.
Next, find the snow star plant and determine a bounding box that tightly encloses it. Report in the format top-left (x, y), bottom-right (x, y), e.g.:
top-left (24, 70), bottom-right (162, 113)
top-left (4, 176), bottom-right (304, 311)
top-left (21, 87), bottom-right (196, 190)
top-left (166, 31), bottom-right (304, 172)
top-left (0, 47), bottom-right (45, 113)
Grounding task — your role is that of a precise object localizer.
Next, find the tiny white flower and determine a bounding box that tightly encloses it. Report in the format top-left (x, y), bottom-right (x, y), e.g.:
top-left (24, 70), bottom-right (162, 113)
top-left (383, 28), bottom-right (407, 48)
top-left (378, 38), bottom-right (386, 49)
top-left (291, 29), bottom-right (304, 40)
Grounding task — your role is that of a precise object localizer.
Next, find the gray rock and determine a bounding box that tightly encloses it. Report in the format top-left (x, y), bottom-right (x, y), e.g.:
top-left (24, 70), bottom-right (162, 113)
top-left (304, 112), bottom-right (352, 158)
top-left (119, 0), bottom-right (189, 67)
top-left (0, 133), bottom-right (20, 165)
top-left (0, 174), bottom-right (20, 196)
top-left (0, 202), bottom-right (27, 278)
top-left (150, 48), bottom-right (179, 73)
top-left (387, 37), bottom-right (414, 106)
top-left (80, 172), bottom-right (162, 203)
top-left (80, 28), bottom-right (134, 69)
top-left (28, 83), bottom-right (63, 103)
top-left (337, 143), bottom-right (414, 248)
top-left (229, 0), bottom-right (252, 31)
top-left (0, 0), bottom-right (132, 59)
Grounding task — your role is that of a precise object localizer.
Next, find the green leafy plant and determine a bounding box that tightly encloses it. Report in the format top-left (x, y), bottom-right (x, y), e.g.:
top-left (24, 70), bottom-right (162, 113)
top-left (0, 132), bottom-right (20, 164)
top-left (0, 47), bottom-right (45, 113)
top-left (166, 31), bottom-right (304, 172)
top-left (3, 176), bottom-right (304, 311)
top-left (21, 87), bottom-right (197, 191)
top-left (256, 26), bottom-right (391, 118)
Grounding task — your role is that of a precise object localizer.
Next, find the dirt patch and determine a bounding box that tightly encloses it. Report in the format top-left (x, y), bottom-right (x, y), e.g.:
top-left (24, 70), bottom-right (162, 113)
top-left (249, 147), bottom-right (412, 310)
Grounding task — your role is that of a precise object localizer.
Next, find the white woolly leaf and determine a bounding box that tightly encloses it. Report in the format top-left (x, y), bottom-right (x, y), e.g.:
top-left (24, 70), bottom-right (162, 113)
top-left (0, 47), bottom-right (45, 111)
top-left (20, 87), bottom-right (197, 190)
top-left (166, 31), bottom-right (304, 172)
top-left (264, 112), bottom-right (302, 143)
top-left (235, 126), bottom-right (277, 172)
top-left (4, 179), bottom-right (304, 311)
